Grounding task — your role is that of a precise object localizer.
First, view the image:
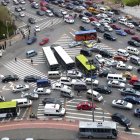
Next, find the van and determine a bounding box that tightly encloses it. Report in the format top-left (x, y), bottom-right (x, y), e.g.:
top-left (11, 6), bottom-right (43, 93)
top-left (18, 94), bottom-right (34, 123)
top-left (126, 46), bottom-right (139, 56)
top-left (60, 86), bottom-right (74, 98)
top-left (107, 74), bottom-right (126, 83)
top-left (130, 55), bottom-right (140, 65)
top-left (48, 71), bottom-right (61, 79)
top-left (73, 82), bottom-right (87, 91)
top-left (44, 104), bottom-right (66, 116)
top-left (12, 98), bottom-right (32, 107)
top-left (0, 50), bottom-right (3, 57)
top-left (86, 89), bottom-right (103, 102)
top-left (60, 77), bottom-right (72, 86)
top-left (37, 79), bottom-right (51, 87)
top-left (26, 50), bottom-right (37, 58)
top-left (117, 49), bottom-right (129, 57)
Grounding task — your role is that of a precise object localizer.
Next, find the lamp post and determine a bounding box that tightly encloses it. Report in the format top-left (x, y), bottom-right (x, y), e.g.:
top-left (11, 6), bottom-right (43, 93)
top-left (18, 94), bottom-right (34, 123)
top-left (86, 59), bottom-right (94, 122)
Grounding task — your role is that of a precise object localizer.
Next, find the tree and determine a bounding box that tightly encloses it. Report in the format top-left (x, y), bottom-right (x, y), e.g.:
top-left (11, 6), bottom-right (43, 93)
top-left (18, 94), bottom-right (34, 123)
top-left (123, 0), bottom-right (140, 6)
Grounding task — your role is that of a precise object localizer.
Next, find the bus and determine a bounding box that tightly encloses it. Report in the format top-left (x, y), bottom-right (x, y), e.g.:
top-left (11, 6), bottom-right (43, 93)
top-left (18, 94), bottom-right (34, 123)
top-left (42, 46), bottom-right (59, 71)
top-left (79, 121), bottom-right (118, 139)
top-left (0, 101), bottom-right (20, 118)
top-left (75, 30), bottom-right (97, 41)
top-left (75, 54), bottom-right (96, 76)
top-left (53, 46), bottom-right (75, 70)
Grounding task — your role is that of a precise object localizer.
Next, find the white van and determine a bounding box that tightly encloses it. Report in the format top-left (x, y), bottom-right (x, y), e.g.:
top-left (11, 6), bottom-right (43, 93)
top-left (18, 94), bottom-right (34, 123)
top-left (0, 50), bottom-right (2, 57)
top-left (117, 49), bottom-right (129, 57)
top-left (44, 104), bottom-right (66, 116)
top-left (48, 71), bottom-right (61, 79)
top-left (107, 74), bottom-right (126, 83)
top-left (60, 86), bottom-right (74, 98)
top-left (126, 46), bottom-right (139, 56)
top-left (12, 98), bottom-right (32, 107)
top-left (86, 89), bottom-right (103, 102)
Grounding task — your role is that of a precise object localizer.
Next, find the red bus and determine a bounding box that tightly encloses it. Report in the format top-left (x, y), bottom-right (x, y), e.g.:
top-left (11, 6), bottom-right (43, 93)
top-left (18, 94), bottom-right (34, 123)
top-left (75, 30), bottom-right (97, 41)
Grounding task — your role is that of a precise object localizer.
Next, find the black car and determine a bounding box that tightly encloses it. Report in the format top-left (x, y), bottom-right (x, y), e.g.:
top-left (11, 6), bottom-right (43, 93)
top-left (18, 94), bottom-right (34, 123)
top-left (28, 18), bottom-right (36, 24)
top-left (94, 26), bottom-right (105, 33)
top-left (42, 98), bottom-right (62, 105)
top-left (80, 49), bottom-right (92, 57)
top-left (53, 11), bottom-right (63, 18)
top-left (120, 88), bottom-right (140, 97)
top-left (79, 26), bottom-right (89, 31)
top-left (123, 96), bottom-right (140, 104)
top-left (24, 75), bottom-right (41, 82)
top-left (129, 20), bottom-right (140, 26)
top-left (137, 68), bottom-right (140, 73)
top-left (103, 32), bottom-right (117, 41)
top-left (111, 113), bottom-right (131, 127)
top-left (134, 108), bottom-right (140, 117)
top-left (93, 85), bottom-right (112, 94)
top-left (65, 4), bottom-right (74, 10)
top-left (136, 26), bottom-right (140, 32)
top-left (128, 40), bottom-right (140, 47)
top-left (19, 6), bottom-right (26, 11)
top-left (1, 0), bottom-right (8, 6)
top-left (98, 69), bottom-right (109, 77)
top-left (36, 11), bottom-right (45, 16)
top-left (83, 12), bottom-right (92, 17)
top-left (79, 14), bottom-right (84, 19)
top-left (51, 0), bottom-right (59, 5)
top-left (133, 82), bottom-right (140, 90)
top-left (2, 75), bottom-right (19, 83)
top-left (99, 49), bottom-right (113, 58)
top-left (15, 7), bottom-right (22, 12)
top-left (111, 9), bottom-right (120, 15)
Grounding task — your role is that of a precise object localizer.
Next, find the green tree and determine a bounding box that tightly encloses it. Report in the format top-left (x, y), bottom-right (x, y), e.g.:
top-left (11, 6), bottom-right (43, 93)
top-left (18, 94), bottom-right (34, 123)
top-left (123, 0), bottom-right (140, 6)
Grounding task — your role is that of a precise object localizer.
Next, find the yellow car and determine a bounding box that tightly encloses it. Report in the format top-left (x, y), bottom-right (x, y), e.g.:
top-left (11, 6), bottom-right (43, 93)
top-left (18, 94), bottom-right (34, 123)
top-left (122, 71), bottom-right (135, 80)
top-left (83, 40), bottom-right (97, 48)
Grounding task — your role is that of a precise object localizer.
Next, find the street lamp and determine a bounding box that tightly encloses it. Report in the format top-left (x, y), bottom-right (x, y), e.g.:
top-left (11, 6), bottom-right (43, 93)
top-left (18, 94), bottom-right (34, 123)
top-left (86, 59), bottom-right (95, 122)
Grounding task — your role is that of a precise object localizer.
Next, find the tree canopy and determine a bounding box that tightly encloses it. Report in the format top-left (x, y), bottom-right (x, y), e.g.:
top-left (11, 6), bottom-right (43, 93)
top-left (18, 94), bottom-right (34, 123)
top-left (123, 0), bottom-right (140, 6)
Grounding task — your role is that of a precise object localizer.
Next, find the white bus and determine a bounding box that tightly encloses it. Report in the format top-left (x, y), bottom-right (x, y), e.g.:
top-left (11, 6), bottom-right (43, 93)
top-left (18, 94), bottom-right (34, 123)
top-left (53, 46), bottom-right (75, 70)
top-left (79, 121), bottom-right (118, 139)
top-left (42, 46), bottom-right (59, 71)
top-left (0, 101), bottom-right (20, 118)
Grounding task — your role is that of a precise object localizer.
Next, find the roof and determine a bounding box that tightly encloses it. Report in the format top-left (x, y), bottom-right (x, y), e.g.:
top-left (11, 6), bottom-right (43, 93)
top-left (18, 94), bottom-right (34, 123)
top-left (75, 30), bottom-right (96, 35)
top-left (44, 104), bottom-right (60, 110)
top-left (0, 101), bottom-right (17, 109)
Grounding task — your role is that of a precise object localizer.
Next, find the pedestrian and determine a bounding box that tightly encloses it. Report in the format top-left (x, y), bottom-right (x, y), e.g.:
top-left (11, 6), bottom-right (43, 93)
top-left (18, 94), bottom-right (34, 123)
top-left (31, 59), bottom-right (33, 64)
top-left (34, 31), bottom-right (36, 36)
top-left (4, 41), bottom-right (6, 48)
top-left (74, 13), bottom-right (77, 19)
top-left (125, 125), bottom-right (131, 132)
top-left (15, 57), bottom-right (17, 62)
top-left (2, 44), bottom-right (4, 50)
top-left (77, 90), bottom-right (80, 96)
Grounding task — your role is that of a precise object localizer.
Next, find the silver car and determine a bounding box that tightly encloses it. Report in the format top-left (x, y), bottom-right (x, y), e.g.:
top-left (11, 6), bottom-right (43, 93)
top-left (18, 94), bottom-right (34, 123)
top-left (108, 80), bottom-right (125, 88)
top-left (12, 84), bottom-right (29, 93)
top-left (34, 87), bottom-right (51, 95)
top-left (21, 92), bottom-right (39, 100)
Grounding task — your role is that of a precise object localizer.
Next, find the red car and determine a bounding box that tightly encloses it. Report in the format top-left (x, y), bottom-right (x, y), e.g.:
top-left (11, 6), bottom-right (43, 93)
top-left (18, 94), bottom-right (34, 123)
top-left (89, 17), bottom-right (98, 22)
top-left (85, 0), bottom-right (93, 5)
top-left (113, 55), bottom-right (127, 62)
top-left (131, 36), bottom-right (140, 42)
top-left (40, 1), bottom-right (47, 7)
top-left (124, 29), bottom-right (135, 35)
top-left (77, 101), bottom-right (96, 110)
top-left (41, 6), bottom-right (47, 11)
top-left (110, 24), bottom-right (121, 30)
top-left (39, 38), bottom-right (49, 45)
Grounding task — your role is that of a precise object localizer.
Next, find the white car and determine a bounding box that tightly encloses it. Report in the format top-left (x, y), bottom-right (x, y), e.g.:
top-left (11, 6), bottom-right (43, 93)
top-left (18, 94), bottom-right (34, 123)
top-left (51, 82), bottom-right (62, 90)
top-left (46, 10), bottom-right (54, 17)
top-left (124, 22), bottom-right (135, 28)
top-left (60, 10), bottom-right (67, 15)
top-left (19, 12), bottom-right (25, 17)
top-left (112, 99), bottom-right (133, 109)
top-left (81, 17), bottom-right (90, 23)
top-left (64, 16), bottom-right (74, 24)
top-left (96, 13), bottom-right (108, 19)
top-left (34, 87), bottom-right (51, 95)
top-left (104, 25), bottom-right (113, 32)
top-left (83, 78), bottom-right (99, 86)
top-left (21, 92), bottom-right (39, 100)
top-left (116, 63), bottom-right (133, 71)
top-left (34, 26), bottom-right (40, 32)
top-left (91, 21), bottom-right (101, 27)
top-left (19, 0), bottom-right (26, 4)
top-left (67, 70), bottom-right (83, 79)
top-left (108, 80), bottom-right (125, 88)
top-left (95, 54), bottom-right (105, 64)
top-left (12, 84), bottom-right (29, 93)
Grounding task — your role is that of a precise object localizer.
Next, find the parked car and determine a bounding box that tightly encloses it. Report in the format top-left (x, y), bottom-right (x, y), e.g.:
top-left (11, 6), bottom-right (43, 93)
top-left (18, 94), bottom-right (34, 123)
top-left (124, 22), bottom-right (135, 28)
top-left (28, 18), bottom-right (36, 24)
top-left (79, 26), bottom-right (89, 31)
top-left (116, 62), bottom-right (133, 71)
top-left (124, 29), bottom-right (135, 35)
top-left (103, 32), bottom-right (117, 41)
top-left (21, 92), bottom-right (39, 100)
top-left (123, 96), bottom-right (140, 104)
top-left (36, 10), bottom-right (45, 16)
top-left (112, 99), bottom-right (133, 109)
top-left (111, 113), bottom-right (132, 127)
top-left (15, 7), bottom-right (22, 12)
top-left (128, 40), bottom-right (140, 47)
top-left (99, 49), bottom-right (113, 58)
top-left (104, 25), bottom-right (113, 32)
top-left (93, 85), bottom-right (112, 94)
top-left (110, 24), bottom-right (121, 30)
top-left (40, 6), bottom-right (47, 11)
top-left (94, 26), bottom-right (105, 33)
top-left (115, 29), bottom-right (127, 36)
top-left (131, 36), bottom-right (140, 42)
top-left (12, 84), bottom-right (29, 93)
top-left (98, 69), bottom-right (109, 77)
top-left (27, 36), bottom-right (37, 45)
top-left (81, 17), bottom-right (90, 23)
top-left (24, 75), bottom-right (41, 82)
top-left (95, 54), bottom-right (105, 64)
top-left (19, 12), bottom-right (25, 17)
top-left (83, 78), bottom-right (99, 86)
top-left (2, 75), bottom-right (19, 83)
top-left (46, 10), bottom-right (54, 17)
top-left (34, 87), bottom-right (51, 95)
top-left (108, 80), bottom-right (125, 88)
top-left (120, 88), bottom-right (140, 97)
top-left (67, 70), bottom-right (83, 79)
top-left (42, 98), bottom-right (62, 105)
top-left (113, 55), bottom-right (127, 62)
top-left (77, 101), bottom-right (96, 110)
top-left (39, 38), bottom-right (49, 45)
top-left (134, 108), bottom-right (140, 117)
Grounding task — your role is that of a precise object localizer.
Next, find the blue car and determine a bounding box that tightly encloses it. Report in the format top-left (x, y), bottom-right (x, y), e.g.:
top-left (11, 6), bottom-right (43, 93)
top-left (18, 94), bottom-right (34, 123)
top-left (27, 37), bottom-right (37, 45)
top-left (116, 29), bottom-right (127, 36)
top-left (123, 96), bottom-right (140, 104)
top-left (134, 108), bottom-right (140, 117)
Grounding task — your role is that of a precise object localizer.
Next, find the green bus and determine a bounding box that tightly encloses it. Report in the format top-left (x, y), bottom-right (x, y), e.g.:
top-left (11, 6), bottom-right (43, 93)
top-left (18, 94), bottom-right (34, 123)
top-left (0, 101), bottom-right (20, 118)
top-left (75, 54), bottom-right (96, 76)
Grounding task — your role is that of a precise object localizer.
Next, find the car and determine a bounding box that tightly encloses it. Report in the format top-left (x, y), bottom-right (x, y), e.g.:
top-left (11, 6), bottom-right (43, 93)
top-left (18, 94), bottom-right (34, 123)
top-left (128, 40), bottom-right (140, 47)
top-left (93, 85), bottom-right (112, 94)
top-left (104, 25), bottom-right (113, 32)
top-left (39, 38), bottom-right (49, 45)
top-left (64, 16), bottom-right (75, 24)
top-left (19, 0), bottom-right (26, 4)
top-left (31, 2), bottom-right (39, 9)
top-left (81, 17), bottom-right (90, 23)
top-left (122, 71), bottom-right (135, 80)
top-left (60, 9), bottom-right (67, 15)
top-left (36, 10), bottom-right (45, 16)
top-left (34, 87), bottom-right (51, 95)
top-left (112, 99), bottom-right (133, 109)
top-left (124, 29), bottom-right (135, 35)
top-left (67, 70), bottom-right (83, 79)
top-left (1, 0), bottom-right (8, 6)
top-left (34, 26), bottom-right (40, 32)
top-left (28, 18), bottom-right (36, 24)
top-left (19, 12), bottom-right (25, 17)
top-left (77, 101), bottom-right (96, 110)
top-left (12, 84), bottom-right (29, 93)
top-left (98, 69), bottom-right (109, 77)
top-left (79, 26), bottom-right (89, 31)
top-left (113, 55), bottom-right (127, 62)
top-left (106, 59), bottom-right (118, 67)
top-left (95, 54), bottom-right (105, 64)
top-left (15, 7), bottom-right (22, 12)
top-left (123, 96), bottom-right (140, 104)
top-left (136, 26), bottom-right (140, 32)
top-left (96, 13), bottom-right (108, 19)
top-left (111, 9), bottom-right (120, 15)
top-left (83, 78), bottom-right (99, 86)
top-left (116, 62), bottom-right (133, 71)
top-left (125, 15), bottom-right (132, 20)
top-left (19, 6), bottom-right (26, 11)
top-left (115, 29), bottom-right (127, 36)
top-left (110, 24), bottom-right (121, 30)
top-left (83, 11), bottom-right (92, 17)
top-left (131, 36), bottom-right (140, 42)
top-left (52, 82), bottom-right (63, 90)
top-left (89, 17), bottom-right (98, 22)
top-left (27, 36), bottom-right (37, 45)
top-left (46, 10), bottom-right (54, 17)
top-left (134, 108), bottom-right (140, 117)
top-left (91, 21), bottom-right (101, 27)
top-left (124, 22), bottom-right (135, 28)
top-left (99, 49), bottom-right (113, 58)
top-left (40, 6), bottom-right (47, 12)
top-left (120, 88), bottom-right (140, 97)
top-left (42, 98), bottom-right (62, 105)
top-left (53, 11), bottom-right (63, 18)
top-left (1, 75), bottom-right (19, 83)
top-left (65, 3), bottom-right (74, 10)
top-left (103, 32), bottom-right (117, 41)
top-left (111, 113), bottom-right (132, 127)
top-left (24, 75), bottom-right (41, 82)
top-left (21, 92), bottom-right (39, 100)
top-left (108, 80), bottom-right (125, 88)
top-left (94, 26), bottom-right (105, 33)
top-left (83, 40), bottom-right (97, 48)
top-left (68, 41), bottom-right (82, 48)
